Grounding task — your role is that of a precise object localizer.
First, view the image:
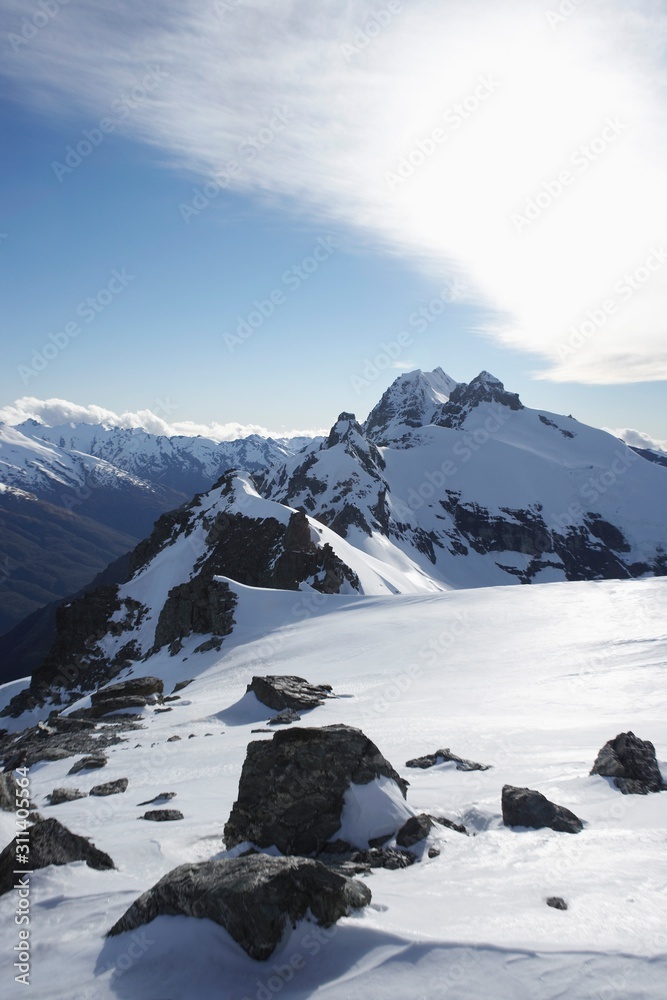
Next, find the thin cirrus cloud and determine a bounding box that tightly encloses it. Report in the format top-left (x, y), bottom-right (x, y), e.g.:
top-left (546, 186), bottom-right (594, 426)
top-left (4, 0), bottom-right (667, 385)
top-left (0, 397), bottom-right (326, 442)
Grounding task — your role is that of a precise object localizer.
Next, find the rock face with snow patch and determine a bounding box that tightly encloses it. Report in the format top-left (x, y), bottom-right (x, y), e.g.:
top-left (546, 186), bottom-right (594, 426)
top-left (502, 785), bottom-right (583, 833)
top-left (0, 818), bottom-right (114, 895)
top-left (107, 854), bottom-right (371, 961)
top-left (248, 675), bottom-right (334, 711)
top-left (405, 748), bottom-right (491, 771)
top-left (224, 724), bottom-right (409, 855)
top-left (590, 732), bottom-right (665, 794)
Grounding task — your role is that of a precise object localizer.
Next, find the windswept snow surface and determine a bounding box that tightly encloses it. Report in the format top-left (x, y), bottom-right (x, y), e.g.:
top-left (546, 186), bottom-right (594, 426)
top-left (1, 578), bottom-right (667, 999)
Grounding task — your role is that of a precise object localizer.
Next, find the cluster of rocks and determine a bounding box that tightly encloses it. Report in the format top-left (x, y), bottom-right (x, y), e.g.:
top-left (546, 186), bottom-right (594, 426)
top-left (0, 712), bottom-right (142, 771)
top-left (2, 650), bottom-right (664, 969)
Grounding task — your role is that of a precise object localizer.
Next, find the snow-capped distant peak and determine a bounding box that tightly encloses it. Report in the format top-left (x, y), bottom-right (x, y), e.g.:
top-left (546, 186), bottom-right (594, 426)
top-left (363, 367), bottom-right (461, 444)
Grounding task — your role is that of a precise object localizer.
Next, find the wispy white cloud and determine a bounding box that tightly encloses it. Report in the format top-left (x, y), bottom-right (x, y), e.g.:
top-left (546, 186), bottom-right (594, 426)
top-left (0, 397), bottom-right (325, 441)
top-left (606, 426), bottom-right (667, 454)
top-left (4, 0), bottom-right (667, 384)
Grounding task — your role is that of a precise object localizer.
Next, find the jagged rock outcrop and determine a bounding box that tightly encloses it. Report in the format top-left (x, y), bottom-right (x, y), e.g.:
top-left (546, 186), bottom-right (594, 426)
top-left (107, 854), bottom-right (372, 960)
top-left (247, 675), bottom-right (335, 711)
top-left (224, 724), bottom-right (409, 855)
top-left (590, 732), bottom-right (666, 794)
top-left (0, 818), bottom-right (114, 896)
top-left (364, 368), bottom-right (459, 446)
top-left (153, 576), bottom-right (237, 653)
top-left (502, 785), bottom-right (583, 834)
top-left (434, 371), bottom-right (524, 429)
top-left (405, 748), bottom-right (491, 771)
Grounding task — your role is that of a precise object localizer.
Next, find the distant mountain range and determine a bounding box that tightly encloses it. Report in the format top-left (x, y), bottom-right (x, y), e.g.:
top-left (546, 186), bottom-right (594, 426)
top-left (1, 365), bottom-right (665, 697)
top-left (0, 420), bottom-right (309, 634)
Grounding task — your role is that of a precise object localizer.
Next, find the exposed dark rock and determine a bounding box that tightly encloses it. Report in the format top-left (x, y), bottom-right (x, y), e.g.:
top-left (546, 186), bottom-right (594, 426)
top-left (107, 854), bottom-right (372, 961)
top-left (396, 814), bottom-right (433, 847)
top-left (167, 735), bottom-right (181, 742)
top-left (0, 772), bottom-right (19, 811)
top-left (68, 753), bottom-right (108, 775)
top-left (590, 731), bottom-right (666, 794)
top-left (0, 715), bottom-right (140, 772)
top-left (49, 715), bottom-right (96, 733)
top-left (47, 787), bottom-right (87, 805)
top-left (163, 695), bottom-right (181, 703)
top-left (154, 707), bottom-right (172, 714)
top-left (0, 818), bottom-right (114, 896)
top-left (405, 748), bottom-right (491, 771)
top-left (434, 372), bottom-right (524, 430)
top-left (137, 792), bottom-right (176, 806)
top-left (433, 816), bottom-right (468, 835)
top-left (268, 708), bottom-right (302, 725)
top-left (153, 576), bottom-right (236, 653)
top-left (140, 809), bottom-right (184, 821)
top-left (547, 896), bottom-right (568, 910)
top-left (428, 847), bottom-right (440, 859)
top-left (90, 778), bottom-right (128, 797)
top-left (502, 785), bottom-right (583, 834)
top-left (352, 847), bottom-right (415, 870)
top-left (248, 675), bottom-right (334, 712)
top-left (92, 677), bottom-right (164, 702)
top-left (224, 724), bottom-right (409, 855)
top-left (173, 679), bottom-right (194, 693)
top-left (89, 695), bottom-right (148, 718)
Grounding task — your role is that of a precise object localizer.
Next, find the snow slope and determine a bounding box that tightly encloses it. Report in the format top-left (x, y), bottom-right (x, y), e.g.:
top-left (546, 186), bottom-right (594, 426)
top-left (1, 576), bottom-right (666, 999)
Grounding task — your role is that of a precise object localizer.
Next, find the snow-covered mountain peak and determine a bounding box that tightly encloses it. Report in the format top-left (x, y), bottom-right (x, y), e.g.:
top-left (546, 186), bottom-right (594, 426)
top-left (364, 367), bottom-right (460, 445)
top-left (434, 370), bottom-right (524, 429)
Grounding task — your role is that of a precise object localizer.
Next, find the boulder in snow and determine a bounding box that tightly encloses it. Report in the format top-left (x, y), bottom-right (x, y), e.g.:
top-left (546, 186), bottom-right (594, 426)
top-left (47, 787), bottom-right (87, 805)
top-left (247, 675), bottom-right (334, 712)
top-left (68, 753), bottom-right (108, 775)
top-left (502, 785), bottom-right (583, 834)
top-left (0, 818), bottom-right (114, 896)
top-left (89, 778), bottom-right (128, 797)
top-left (590, 731), bottom-right (665, 794)
top-left (224, 724), bottom-right (409, 855)
top-left (107, 854), bottom-right (371, 960)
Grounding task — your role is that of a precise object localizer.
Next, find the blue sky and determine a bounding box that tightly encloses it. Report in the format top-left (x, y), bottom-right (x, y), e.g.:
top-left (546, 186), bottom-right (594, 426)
top-left (1, 0), bottom-right (666, 442)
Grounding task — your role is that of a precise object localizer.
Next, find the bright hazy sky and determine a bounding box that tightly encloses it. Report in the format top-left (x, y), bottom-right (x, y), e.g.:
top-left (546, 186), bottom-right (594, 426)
top-left (1, 0), bottom-right (666, 438)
